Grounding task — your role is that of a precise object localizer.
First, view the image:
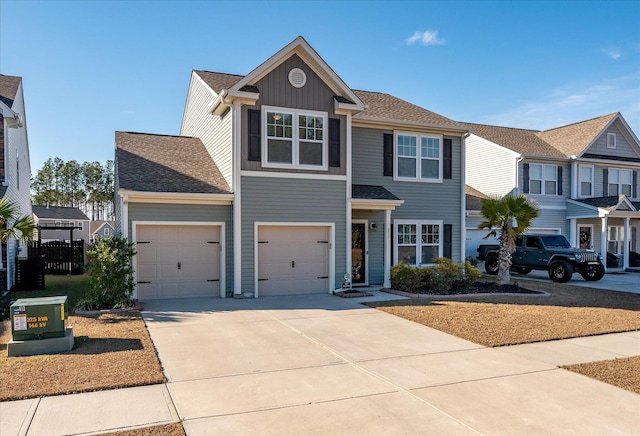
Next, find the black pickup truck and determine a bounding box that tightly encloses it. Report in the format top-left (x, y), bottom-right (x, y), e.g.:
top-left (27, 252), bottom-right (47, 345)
top-left (477, 234), bottom-right (605, 283)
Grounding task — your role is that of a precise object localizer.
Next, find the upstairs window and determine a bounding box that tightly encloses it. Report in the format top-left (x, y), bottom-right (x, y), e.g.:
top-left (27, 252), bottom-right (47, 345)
top-left (579, 165), bottom-right (593, 197)
top-left (529, 163), bottom-right (558, 195)
top-left (608, 168), bottom-right (632, 196)
top-left (395, 133), bottom-right (442, 182)
top-left (77, 222), bottom-right (83, 231)
top-left (263, 106), bottom-right (327, 170)
top-left (607, 133), bottom-right (616, 149)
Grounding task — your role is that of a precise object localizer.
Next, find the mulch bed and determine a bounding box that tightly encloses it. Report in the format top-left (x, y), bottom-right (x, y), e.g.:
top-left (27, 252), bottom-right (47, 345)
top-left (563, 356), bottom-right (640, 395)
top-left (334, 290), bottom-right (374, 298)
top-left (383, 281), bottom-right (546, 299)
top-left (98, 422), bottom-right (186, 436)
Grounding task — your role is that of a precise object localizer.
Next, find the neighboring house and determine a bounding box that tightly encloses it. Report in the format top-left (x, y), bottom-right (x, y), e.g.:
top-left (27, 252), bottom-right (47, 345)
top-left (115, 36), bottom-right (469, 300)
top-left (32, 205), bottom-right (91, 242)
top-left (0, 74), bottom-right (34, 291)
top-left (465, 113), bottom-right (640, 270)
top-left (89, 220), bottom-right (115, 242)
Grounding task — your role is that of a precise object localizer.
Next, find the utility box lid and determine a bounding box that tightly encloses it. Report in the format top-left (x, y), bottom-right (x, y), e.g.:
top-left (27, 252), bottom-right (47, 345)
top-left (11, 296), bottom-right (68, 341)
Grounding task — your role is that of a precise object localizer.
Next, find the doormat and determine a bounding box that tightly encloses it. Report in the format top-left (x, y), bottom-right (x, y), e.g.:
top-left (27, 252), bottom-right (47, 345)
top-left (334, 290), bottom-right (373, 298)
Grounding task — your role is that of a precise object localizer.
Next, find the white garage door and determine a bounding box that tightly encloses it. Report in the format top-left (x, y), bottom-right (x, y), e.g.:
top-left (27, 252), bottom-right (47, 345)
top-left (257, 226), bottom-right (330, 296)
top-left (136, 225), bottom-right (221, 299)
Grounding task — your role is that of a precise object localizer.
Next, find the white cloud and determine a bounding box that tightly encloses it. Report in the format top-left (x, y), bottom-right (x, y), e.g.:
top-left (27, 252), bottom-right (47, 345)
top-left (604, 49), bottom-right (621, 60)
top-left (479, 73), bottom-right (640, 134)
top-left (406, 30), bottom-right (445, 46)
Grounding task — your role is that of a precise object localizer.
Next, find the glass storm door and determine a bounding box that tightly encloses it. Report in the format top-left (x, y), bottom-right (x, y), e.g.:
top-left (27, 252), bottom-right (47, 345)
top-left (579, 226), bottom-right (592, 249)
top-left (352, 223), bottom-right (366, 284)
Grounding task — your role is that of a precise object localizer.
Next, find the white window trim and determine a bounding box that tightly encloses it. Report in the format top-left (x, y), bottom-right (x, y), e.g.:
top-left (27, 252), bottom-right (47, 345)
top-left (529, 163), bottom-right (558, 195)
top-left (394, 131), bottom-right (443, 183)
top-left (261, 105), bottom-right (328, 171)
top-left (578, 164), bottom-right (594, 198)
top-left (607, 133), bottom-right (617, 149)
top-left (608, 168), bottom-right (633, 197)
top-left (394, 219), bottom-right (443, 266)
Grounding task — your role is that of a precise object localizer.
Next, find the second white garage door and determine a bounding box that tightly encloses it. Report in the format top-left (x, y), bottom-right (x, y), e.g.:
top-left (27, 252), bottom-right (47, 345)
top-left (136, 224), bottom-right (222, 299)
top-left (257, 225), bottom-right (330, 296)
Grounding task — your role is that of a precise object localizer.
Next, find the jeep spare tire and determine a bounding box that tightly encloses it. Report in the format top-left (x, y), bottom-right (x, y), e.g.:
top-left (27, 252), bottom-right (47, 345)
top-left (484, 255), bottom-right (499, 275)
top-left (548, 259), bottom-right (573, 283)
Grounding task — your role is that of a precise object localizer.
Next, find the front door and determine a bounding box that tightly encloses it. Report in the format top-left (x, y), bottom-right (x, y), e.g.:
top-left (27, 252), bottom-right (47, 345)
top-left (352, 223), bottom-right (366, 284)
top-left (579, 225), bottom-right (593, 249)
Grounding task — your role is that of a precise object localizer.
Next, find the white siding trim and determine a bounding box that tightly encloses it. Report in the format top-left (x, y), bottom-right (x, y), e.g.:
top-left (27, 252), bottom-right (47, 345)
top-left (254, 222), bottom-right (336, 297)
top-left (233, 101), bottom-right (242, 295)
top-left (241, 170), bottom-right (347, 181)
top-left (131, 221), bottom-right (226, 299)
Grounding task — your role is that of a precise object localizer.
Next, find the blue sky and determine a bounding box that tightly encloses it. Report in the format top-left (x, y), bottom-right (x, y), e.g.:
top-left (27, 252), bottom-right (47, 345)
top-left (1, 0), bottom-right (639, 174)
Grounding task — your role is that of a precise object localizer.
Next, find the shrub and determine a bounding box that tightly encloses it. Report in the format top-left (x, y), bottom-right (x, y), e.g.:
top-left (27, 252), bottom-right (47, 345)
top-left (78, 237), bottom-right (136, 310)
top-left (390, 258), bottom-right (481, 295)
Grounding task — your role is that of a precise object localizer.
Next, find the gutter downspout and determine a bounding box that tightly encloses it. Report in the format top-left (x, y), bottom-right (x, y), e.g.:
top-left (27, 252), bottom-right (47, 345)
top-left (461, 132), bottom-right (470, 264)
top-left (515, 154), bottom-right (524, 195)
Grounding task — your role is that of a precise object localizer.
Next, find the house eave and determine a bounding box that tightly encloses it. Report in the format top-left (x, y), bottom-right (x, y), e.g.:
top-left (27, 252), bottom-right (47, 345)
top-left (350, 198), bottom-right (404, 210)
top-left (119, 189), bottom-right (234, 205)
top-left (352, 116), bottom-right (468, 135)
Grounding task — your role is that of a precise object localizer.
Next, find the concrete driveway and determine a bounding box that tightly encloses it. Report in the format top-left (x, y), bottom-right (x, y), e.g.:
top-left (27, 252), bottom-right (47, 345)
top-left (142, 294), bottom-right (639, 435)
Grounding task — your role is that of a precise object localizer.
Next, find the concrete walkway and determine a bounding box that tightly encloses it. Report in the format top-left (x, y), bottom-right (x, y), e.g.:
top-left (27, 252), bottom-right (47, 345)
top-left (1, 292), bottom-right (639, 435)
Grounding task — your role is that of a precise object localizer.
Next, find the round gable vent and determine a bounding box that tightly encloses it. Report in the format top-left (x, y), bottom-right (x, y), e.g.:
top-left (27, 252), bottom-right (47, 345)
top-left (288, 68), bottom-right (307, 88)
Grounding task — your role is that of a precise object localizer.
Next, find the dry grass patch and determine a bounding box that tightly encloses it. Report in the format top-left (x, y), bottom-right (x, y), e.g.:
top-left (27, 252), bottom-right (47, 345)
top-left (367, 280), bottom-right (640, 347)
top-left (563, 356), bottom-right (640, 395)
top-left (0, 311), bottom-right (164, 401)
top-left (98, 422), bottom-right (185, 436)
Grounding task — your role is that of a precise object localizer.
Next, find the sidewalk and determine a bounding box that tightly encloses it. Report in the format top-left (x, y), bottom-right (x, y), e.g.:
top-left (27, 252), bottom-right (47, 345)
top-left (1, 313), bottom-right (638, 435)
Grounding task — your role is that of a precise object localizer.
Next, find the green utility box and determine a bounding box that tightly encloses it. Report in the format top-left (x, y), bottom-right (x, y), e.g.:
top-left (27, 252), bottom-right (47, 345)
top-left (11, 296), bottom-right (68, 341)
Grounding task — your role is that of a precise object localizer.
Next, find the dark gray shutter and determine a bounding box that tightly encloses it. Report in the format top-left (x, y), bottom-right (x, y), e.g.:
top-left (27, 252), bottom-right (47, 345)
top-left (329, 118), bottom-right (340, 167)
top-left (248, 109), bottom-right (261, 162)
top-left (633, 171), bottom-right (638, 198)
top-left (443, 224), bottom-right (452, 259)
top-left (443, 138), bottom-right (452, 180)
top-left (522, 163), bottom-right (530, 194)
top-left (603, 168), bottom-right (609, 196)
top-left (383, 133), bottom-right (393, 176)
top-left (557, 166), bottom-right (563, 196)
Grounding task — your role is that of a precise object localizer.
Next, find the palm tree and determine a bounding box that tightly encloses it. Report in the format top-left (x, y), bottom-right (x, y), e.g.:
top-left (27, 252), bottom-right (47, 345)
top-left (478, 194), bottom-right (539, 285)
top-left (0, 197), bottom-right (36, 243)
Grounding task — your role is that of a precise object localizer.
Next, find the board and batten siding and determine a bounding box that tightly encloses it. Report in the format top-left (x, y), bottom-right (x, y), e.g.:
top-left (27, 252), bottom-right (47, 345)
top-left (586, 119), bottom-right (640, 160)
top-left (240, 176), bottom-right (347, 293)
top-left (181, 74), bottom-right (234, 189)
top-left (241, 54), bottom-right (346, 176)
top-left (352, 209), bottom-right (385, 284)
top-left (352, 127), bottom-right (464, 261)
top-left (466, 134), bottom-right (517, 197)
top-left (127, 203), bottom-right (233, 294)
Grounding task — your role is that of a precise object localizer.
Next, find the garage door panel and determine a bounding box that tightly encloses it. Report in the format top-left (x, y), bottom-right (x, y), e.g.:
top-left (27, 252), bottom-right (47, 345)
top-left (258, 225), bottom-right (330, 296)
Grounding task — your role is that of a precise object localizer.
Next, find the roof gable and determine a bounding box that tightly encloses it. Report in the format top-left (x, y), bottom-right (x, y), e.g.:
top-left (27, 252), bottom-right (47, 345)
top-left (535, 113), bottom-right (618, 157)
top-left (115, 132), bottom-right (230, 194)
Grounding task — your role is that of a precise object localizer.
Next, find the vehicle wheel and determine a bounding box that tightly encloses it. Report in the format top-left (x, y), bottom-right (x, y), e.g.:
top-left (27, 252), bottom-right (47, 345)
top-left (548, 259), bottom-right (573, 283)
top-left (581, 262), bottom-right (605, 281)
top-left (484, 256), bottom-right (499, 275)
top-left (515, 267), bottom-right (532, 275)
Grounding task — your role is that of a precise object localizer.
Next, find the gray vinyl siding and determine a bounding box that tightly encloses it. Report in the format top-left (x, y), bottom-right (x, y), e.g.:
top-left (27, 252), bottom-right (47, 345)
top-left (529, 208), bottom-right (568, 235)
top-left (590, 164), bottom-right (640, 200)
top-left (127, 202), bottom-right (233, 294)
top-left (241, 54), bottom-right (346, 176)
top-left (566, 201), bottom-right (595, 218)
top-left (586, 120), bottom-right (640, 160)
top-left (519, 159), bottom-right (570, 209)
top-left (352, 126), bottom-right (464, 262)
top-left (466, 134), bottom-right (517, 197)
top-left (352, 210), bottom-right (385, 285)
top-left (240, 176), bottom-right (347, 293)
top-left (181, 75), bottom-right (234, 189)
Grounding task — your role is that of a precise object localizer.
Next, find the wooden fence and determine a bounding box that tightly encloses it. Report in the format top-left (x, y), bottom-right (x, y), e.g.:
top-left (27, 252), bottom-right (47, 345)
top-left (27, 240), bottom-right (84, 275)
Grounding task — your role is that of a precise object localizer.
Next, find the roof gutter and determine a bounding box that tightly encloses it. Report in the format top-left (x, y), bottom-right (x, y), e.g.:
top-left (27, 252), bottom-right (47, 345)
top-left (209, 89), bottom-right (260, 115)
top-left (352, 115), bottom-right (468, 135)
top-left (0, 101), bottom-right (22, 128)
top-left (119, 189), bottom-right (234, 205)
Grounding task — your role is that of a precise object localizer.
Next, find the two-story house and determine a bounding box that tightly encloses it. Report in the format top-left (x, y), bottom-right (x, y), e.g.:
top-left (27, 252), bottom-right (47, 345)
top-left (0, 74), bottom-right (34, 291)
top-left (465, 113), bottom-right (640, 270)
top-left (32, 205), bottom-right (91, 242)
top-left (115, 36), bottom-right (468, 300)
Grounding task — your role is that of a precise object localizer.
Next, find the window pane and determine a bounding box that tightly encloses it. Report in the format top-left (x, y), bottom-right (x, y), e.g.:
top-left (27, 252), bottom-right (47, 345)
top-left (421, 137), bottom-right (439, 158)
top-left (544, 165), bottom-right (556, 181)
top-left (398, 224), bottom-right (416, 244)
top-left (398, 157), bottom-right (417, 177)
top-left (267, 112), bottom-right (292, 139)
top-left (398, 246), bottom-right (417, 265)
top-left (621, 170), bottom-right (632, 184)
top-left (397, 135), bottom-right (416, 157)
top-left (609, 169), bottom-right (619, 183)
top-left (421, 246), bottom-right (438, 264)
top-left (267, 139), bottom-right (292, 163)
top-left (529, 164), bottom-right (542, 179)
top-left (530, 180), bottom-right (542, 194)
top-left (298, 115), bottom-right (323, 142)
top-left (422, 224), bottom-right (439, 244)
top-left (299, 142), bottom-right (323, 165)
top-left (421, 159), bottom-right (439, 179)
top-left (609, 184), bottom-right (619, 196)
top-left (545, 180), bottom-right (557, 195)
top-left (580, 181), bottom-right (592, 196)
top-left (580, 166), bottom-right (592, 182)
top-left (622, 184), bottom-right (632, 196)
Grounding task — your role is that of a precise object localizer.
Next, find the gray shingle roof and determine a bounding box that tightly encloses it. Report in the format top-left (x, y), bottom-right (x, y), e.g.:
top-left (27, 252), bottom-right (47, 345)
top-left (352, 185), bottom-right (400, 201)
top-left (0, 74), bottom-right (21, 108)
top-left (463, 123), bottom-right (565, 157)
top-left (573, 195), bottom-right (631, 209)
top-left (33, 205), bottom-right (90, 220)
top-left (194, 70), bottom-right (243, 94)
top-left (115, 132), bottom-right (230, 194)
top-left (465, 185), bottom-right (489, 210)
top-left (536, 113), bottom-right (618, 157)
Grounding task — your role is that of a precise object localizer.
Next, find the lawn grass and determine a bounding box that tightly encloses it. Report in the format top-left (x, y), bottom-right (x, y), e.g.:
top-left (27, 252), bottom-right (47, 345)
top-left (1, 274), bottom-right (90, 320)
